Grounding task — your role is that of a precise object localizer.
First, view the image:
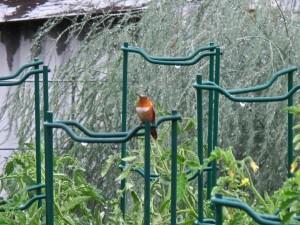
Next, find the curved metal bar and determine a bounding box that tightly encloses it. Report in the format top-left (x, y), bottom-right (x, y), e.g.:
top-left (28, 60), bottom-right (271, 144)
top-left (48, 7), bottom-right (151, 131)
top-left (259, 213), bottom-right (300, 222)
top-left (18, 194), bottom-right (46, 211)
top-left (187, 167), bottom-right (213, 182)
top-left (156, 114), bottom-right (182, 125)
top-left (122, 45), bottom-right (218, 62)
top-left (56, 120), bottom-right (130, 138)
top-left (0, 60), bottom-right (43, 80)
top-left (193, 82), bottom-right (300, 103)
top-left (26, 183), bottom-right (45, 192)
top-left (45, 114), bottom-right (181, 143)
top-left (45, 122), bottom-right (143, 143)
top-left (0, 69), bottom-right (44, 86)
top-left (132, 168), bottom-right (159, 180)
top-left (194, 218), bottom-right (216, 224)
top-left (212, 196), bottom-right (283, 225)
top-left (51, 114), bottom-right (181, 140)
top-left (228, 66), bottom-right (298, 94)
top-left (119, 164), bottom-right (159, 181)
top-left (121, 46), bottom-right (216, 65)
top-left (0, 194), bottom-right (46, 212)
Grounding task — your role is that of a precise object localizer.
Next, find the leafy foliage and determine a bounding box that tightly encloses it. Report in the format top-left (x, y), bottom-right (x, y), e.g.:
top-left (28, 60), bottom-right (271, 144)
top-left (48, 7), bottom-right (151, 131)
top-left (100, 118), bottom-right (202, 224)
top-left (2, 0), bottom-right (299, 195)
top-left (0, 147), bottom-right (104, 225)
top-left (1, 0), bottom-right (300, 223)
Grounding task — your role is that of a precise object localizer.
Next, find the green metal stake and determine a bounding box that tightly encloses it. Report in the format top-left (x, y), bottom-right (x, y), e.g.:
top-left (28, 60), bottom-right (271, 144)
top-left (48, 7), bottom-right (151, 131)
top-left (43, 66), bottom-right (49, 118)
top-left (44, 112), bottom-right (54, 225)
top-left (287, 71), bottom-right (294, 178)
top-left (171, 110), bottom-right (178, 225)
top-left (207, 43), bottom-right (215, 200)
top-left (34, 59), bottom-right (42, 208)
top-left (212, 47), bottom-right (221, 188)
top-left (144, 122), bottom-right (151, 225)
top-left (120, 42), bottom-right (129, 216)
top-left (43, 64), bottom-right (52, 225)
top-left (214, 195), bottom-right (223, 225)
top-left (196, 74), bottom-right (204, 223)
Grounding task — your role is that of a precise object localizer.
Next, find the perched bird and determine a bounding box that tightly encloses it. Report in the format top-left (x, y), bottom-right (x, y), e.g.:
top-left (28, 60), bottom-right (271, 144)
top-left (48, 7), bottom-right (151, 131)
top-left (136, 94), bottom-right (157, 139)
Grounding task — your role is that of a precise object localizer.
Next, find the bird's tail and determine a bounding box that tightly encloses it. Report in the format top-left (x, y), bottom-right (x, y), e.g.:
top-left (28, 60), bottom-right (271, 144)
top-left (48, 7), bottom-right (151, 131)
top-left (151, 127), bottom-right (158, 140)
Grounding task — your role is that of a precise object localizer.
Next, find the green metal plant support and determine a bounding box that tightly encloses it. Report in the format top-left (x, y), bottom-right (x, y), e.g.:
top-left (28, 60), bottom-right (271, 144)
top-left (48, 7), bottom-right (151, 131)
top-left (44, 110), bottom-right (181, 225)
top-left (194, 66), bottom-right (298, 225)
top-left (2, 42), bottom-right (299, 225)
top-left (121, 42), bottom-right (222, 220)
top-left (0, 60), bottom-right (46, 211)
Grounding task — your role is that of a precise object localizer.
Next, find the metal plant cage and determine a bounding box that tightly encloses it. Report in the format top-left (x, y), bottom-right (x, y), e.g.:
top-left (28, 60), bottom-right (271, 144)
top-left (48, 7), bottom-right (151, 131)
top-left (0, 42), bottom-right (298, 225)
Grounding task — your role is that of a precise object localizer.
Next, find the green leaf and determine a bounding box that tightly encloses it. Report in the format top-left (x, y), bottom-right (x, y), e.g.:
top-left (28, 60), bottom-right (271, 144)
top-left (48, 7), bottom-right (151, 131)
top-left (121, 156), bottom-right (137, 162)
top-left (4, 161), bottom-right (14, 175)
top-left (295, 142), bottom-right (300, 151)
top-left (177, 172), bottom-right (188, 202)
top-left (293, 134), bottom-right (300, 144)
top-left (115, 167), bottom-right (131, 181)
top-left (159, 199), bottom-right (170, 213)
top-left (287, 106), bottom-right (300, 115)
top-left (183, 118), bottom-right (195, 131)
top-left (61, 196), bottom-right (91, 212)
top-left (293, 124), bottom-right (300, 130)
top-left (186, 160), bottom-right (201, 170)
top-left (177, 155), bottom-right (186, 164)
top-left (281, 211), bottom-right (294, 223)
top-left (101, 154), bottom-right (117, 177)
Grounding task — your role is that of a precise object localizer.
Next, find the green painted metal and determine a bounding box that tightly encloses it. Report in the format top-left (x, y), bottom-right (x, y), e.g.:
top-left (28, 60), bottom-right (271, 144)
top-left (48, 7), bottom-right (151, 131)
top-left (194, 78), bottom-right (300, 103)
top-left (171, 110), bottom-right (179, 225)
top-left (43, 66), bottom-right (50, 119)
top-left (121, 43), bottom-right (220, 221)
top-left (195, 66), bottom-right (298, 225)
top-left (228, 67), bottom-right (297, 94)
top-left (121, 42), bottom-right (129, 215)
top-left (207, 43), bottom-right (215, 200)
top-left (34, 59), bottom-right (42, 208)
top-left (4, 44), bottom-right (298, 225)
top-left (118, 164), bottom-right (159, 180)
top-left (44, 111), bottom-right (54, 225)
top-left (0, 60), bottom-right (45, 213)
top-left (214, 195), bottom-right (223, 225)
top-left (287, 71), bottom-right (293, 178)
top-left (0, 69), bottom-right (43, 86)
top-left (196, 74), bottom-right (204, 223)
top-left (54, 120), bottom-right (141, 137)
top-left (0, 60), bottom-right (43, 80)
top-left (144, 122), bottom-right (151, 225)
top-left (43, 110), bottom-right (181, 225)
top-left (212, 194), bottom-right (300, 225)
top-left (44, 114), bottom-right (181, 142)
top-left (26, 183), bottom-right (45, 192)
top-left (121, 44), bottom-right (218, 65)
top-left (212, 47), bottom-right (221, 188)
top-left (0, 195), bottom-right (46, 212)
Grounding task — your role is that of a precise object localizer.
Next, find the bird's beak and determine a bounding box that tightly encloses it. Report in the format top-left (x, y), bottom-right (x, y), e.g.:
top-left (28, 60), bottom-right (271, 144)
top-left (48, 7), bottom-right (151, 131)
top-left (136, 93), bottom-right (142, 98)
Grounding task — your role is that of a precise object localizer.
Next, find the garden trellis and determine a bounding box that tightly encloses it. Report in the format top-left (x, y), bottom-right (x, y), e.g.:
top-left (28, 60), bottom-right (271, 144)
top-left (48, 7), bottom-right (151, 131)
top-left (0, 42), bottom-right (298, 225)
top-left (194, 66), bottom-right (298, 225)
top-left (0, 60), bottom-right (47, 210)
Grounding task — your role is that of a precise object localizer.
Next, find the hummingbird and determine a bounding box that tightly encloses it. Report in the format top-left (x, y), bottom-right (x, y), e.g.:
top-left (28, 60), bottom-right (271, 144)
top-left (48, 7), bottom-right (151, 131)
top-left (136, 94), bottom-right (157, 140)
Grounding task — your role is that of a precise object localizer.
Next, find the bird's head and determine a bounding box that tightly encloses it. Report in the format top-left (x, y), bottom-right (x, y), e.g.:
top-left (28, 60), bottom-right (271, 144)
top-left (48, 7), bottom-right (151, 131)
top-left (137, 93), bottom-right (149, 100)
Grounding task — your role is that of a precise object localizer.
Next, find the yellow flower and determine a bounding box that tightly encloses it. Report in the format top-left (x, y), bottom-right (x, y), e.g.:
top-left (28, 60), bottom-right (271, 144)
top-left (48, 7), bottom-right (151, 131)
top-left (250, 160), bottom-right (259, 172)
top-left (291, 161), bottom-right (298, 173)
top-left (241, 178), bottom-right (250, 187)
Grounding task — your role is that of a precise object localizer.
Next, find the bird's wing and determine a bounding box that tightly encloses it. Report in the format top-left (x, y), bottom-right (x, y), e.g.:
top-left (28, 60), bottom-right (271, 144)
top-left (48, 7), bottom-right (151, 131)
top-left (152, 108), bottom-right (156, 123)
